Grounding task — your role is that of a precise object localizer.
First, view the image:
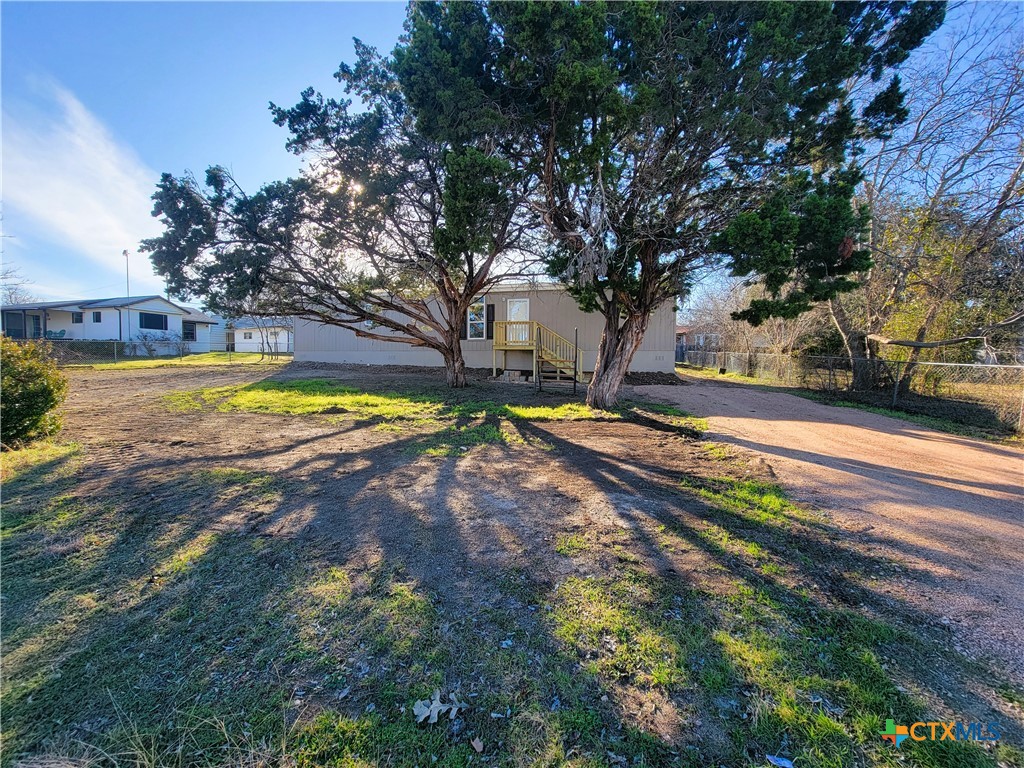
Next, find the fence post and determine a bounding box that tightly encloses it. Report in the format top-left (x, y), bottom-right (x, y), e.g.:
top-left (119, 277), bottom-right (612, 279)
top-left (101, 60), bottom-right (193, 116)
top-left (573, 327), bottom-right (578, 396)
top-left (1018, 374), bottom-right (1024, 434)
top-left (891, 361), bottom-right (902, 408)
top-left (113, 340), bottom-right (117, 363)
top-left (536, 326), bottom-right (542, 393)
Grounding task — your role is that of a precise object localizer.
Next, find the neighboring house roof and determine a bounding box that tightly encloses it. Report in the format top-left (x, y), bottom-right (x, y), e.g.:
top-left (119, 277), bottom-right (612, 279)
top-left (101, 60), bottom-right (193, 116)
top-left (80, 295), bottom-right (170, 308)
top-left (676, 325), bottom-right (690, 335)
top-left (2, 300), bottom-right (86, 311)
top-left (179, 307), bottom-right (217, 324)
top-left (230, 317), bottom-right (294, 330)
top-left (2, 295), bottom-right (216, 324)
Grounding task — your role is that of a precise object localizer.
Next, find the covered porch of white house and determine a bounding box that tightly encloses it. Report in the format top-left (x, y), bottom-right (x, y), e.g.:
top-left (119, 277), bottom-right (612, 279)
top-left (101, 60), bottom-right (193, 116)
top-left (1, 305), bottom-right (117, 340)
top-left (2, 307), bottom-right (50, 339)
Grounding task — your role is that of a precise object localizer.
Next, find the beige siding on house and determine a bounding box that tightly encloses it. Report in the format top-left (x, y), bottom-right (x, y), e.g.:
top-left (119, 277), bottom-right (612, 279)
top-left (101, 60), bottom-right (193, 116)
top-left (294, 286), bottom-right (676, 373)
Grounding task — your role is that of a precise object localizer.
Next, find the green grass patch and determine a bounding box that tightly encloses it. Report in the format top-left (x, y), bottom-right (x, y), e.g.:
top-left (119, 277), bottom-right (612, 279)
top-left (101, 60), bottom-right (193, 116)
top-left (554, 533), bottom-right (590, 557)
top-left (0, 440), bottom-right (81, 485)
top-left (415, 422), bottom-right (525, 456)
top-left (680, 476), bottom-right (807, 526)
top-left (74, 352), bottom-right (291, 370)
top-left (551, 574), bottom-right (687, 689)
top-left (996, 683), bottom-right (1024, 708)
top-left (177, 378), bottom-right (610, 423)
top-left (162, 379), bottom-right (634, 457)
top-left (676, 363), bottom-right (766, 385)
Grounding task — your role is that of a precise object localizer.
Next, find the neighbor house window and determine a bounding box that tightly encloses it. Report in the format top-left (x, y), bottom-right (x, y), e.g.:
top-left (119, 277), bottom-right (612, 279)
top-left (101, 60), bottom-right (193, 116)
top-left (182, 321), bottom-right (197, 341)
top-left (92, 311), bottom-right (102, 323)
top-left (138, 312), bottom-right (168, 331)
top-left (243, 332), bottom-right (253, 340)
top-left (71, 312), bottom-right (83, 324)
top-left (467, 297), bottom-right (486, 340)
top-left (270, 331), bottom-right (279, 339)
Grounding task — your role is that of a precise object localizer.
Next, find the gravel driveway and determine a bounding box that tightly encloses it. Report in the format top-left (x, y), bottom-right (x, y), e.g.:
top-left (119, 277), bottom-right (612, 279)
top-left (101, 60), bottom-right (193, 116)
top-left (638, 377), bottom-right (1024, 683)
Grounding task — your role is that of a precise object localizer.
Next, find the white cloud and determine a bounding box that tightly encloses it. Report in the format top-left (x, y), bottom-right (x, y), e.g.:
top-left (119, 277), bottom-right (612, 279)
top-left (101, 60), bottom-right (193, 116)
top-left (3, 81), bottom-right (166, 295)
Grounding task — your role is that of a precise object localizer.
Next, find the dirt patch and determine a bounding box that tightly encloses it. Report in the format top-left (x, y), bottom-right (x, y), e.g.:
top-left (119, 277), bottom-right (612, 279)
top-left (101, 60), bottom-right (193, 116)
top-left (623, 371), bottom-right (686, 386)
top-left (4, 363), bottom-right (1019, 764)
top-left (639, 376), bottom-right (1024, 685)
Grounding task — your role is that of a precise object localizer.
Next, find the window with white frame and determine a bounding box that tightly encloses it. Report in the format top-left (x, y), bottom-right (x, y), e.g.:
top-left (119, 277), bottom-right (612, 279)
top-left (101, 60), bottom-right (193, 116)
top-left (243, 332), bottom-right (253, 340)
top-left (91, 311), bottom-right (102, 323)
top-left (71, 312), bottom-right (83, 324)
top-left (182, 321), bottom-right (197, 341)
top-left (466, 297), bottom-right (486, 340)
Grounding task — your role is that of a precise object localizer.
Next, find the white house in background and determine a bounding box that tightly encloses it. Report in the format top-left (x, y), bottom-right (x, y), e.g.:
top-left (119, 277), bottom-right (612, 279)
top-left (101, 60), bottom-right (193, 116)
top-left (228, 318), bottom-right (294, 354)
top-left (0, 296), bottom-right (218, 353)
top-left (295, 283), bottom-right (676, 376)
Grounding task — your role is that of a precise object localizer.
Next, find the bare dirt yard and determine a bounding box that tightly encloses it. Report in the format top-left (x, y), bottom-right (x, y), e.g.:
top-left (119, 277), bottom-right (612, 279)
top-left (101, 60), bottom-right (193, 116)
top-left (2, 364), bottom-right (1022, 767)
top-left (641, 375), bottom-right (1024, 685)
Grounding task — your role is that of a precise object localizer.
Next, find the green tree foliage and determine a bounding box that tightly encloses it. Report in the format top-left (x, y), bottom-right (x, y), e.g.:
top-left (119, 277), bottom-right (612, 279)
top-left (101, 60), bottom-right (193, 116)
top-left (401, 1), bottom-right (944, 406)
top-left (143, 41), bottom-right (533, 388)
top-left (0, 337), bottom-right (68, 447)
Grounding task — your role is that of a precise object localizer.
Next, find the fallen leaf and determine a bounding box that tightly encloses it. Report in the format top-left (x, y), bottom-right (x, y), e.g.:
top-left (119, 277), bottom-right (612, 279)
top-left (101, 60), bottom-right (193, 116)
top-left (470, 737), bottom-right (483, 753)
top-left (413, 690), bottom-right (467, 725)
top-left (766, 756), bottom-right (795, 768)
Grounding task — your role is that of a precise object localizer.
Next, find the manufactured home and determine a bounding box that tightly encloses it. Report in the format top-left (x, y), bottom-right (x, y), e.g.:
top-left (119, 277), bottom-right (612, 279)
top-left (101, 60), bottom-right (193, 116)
top-left (0, 296), bottom-right (218, 353)
top-left (229, 318), bottom-right (294, 354)
top-left (294, 284), bottom-right (676, 377)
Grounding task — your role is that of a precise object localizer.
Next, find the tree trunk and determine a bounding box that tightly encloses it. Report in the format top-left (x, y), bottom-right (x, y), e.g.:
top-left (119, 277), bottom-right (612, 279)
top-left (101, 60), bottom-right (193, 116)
top-left (896, 303), bottom-right (942, 394)
top-left (828, 300), bottom-right (883, 391)
top-left (586, 310), bottom-right (649, 410)
top-left (441, 332), bottom-right (468, 388)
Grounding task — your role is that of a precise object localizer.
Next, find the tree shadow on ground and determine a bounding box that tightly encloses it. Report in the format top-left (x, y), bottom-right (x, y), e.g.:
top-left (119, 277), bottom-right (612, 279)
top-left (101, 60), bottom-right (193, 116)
top-left (2, 368), bottom-right (1020, 768)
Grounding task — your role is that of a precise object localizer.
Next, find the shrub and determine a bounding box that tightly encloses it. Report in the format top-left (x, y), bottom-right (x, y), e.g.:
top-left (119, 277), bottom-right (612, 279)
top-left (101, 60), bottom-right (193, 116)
top-left (168, 331), bottom-right (191, 357)
top-left (1, 337), bottom-right (69, 447)
top-left (135, 331), bottom-right (160, 357)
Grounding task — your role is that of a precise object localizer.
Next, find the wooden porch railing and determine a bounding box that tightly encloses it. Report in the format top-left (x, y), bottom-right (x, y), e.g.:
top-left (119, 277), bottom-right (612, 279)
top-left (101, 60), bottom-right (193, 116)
top-left (493, 320), bottom-right (534, 348)
top-left (493, 320), bottom-right (582, 382)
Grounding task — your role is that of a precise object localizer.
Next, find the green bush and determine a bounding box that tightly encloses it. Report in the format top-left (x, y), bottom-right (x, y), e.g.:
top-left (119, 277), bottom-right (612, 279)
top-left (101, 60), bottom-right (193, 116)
top-left (1, 337), bottom-right (69, 447)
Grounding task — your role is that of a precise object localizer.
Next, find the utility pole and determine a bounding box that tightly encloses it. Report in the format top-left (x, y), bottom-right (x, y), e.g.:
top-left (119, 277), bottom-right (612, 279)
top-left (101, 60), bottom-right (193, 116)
top-left (123, 249), bottom-right (131, 342)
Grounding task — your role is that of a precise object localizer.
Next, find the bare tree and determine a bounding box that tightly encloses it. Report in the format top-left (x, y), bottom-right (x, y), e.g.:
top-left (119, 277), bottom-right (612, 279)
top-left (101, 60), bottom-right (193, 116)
top-left (828, 5), bottom-right (1024, 386)
top-left (685, 279), bottom-right (826, 363)
top-left (1, 266), bottom-right (35, 306)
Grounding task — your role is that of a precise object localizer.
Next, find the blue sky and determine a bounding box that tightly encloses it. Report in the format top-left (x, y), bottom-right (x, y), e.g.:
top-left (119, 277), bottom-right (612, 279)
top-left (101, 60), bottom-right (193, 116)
top-left (2, 2), bottom-right (1017, 304)
top-left (2, 1), bottom-right (409, 300)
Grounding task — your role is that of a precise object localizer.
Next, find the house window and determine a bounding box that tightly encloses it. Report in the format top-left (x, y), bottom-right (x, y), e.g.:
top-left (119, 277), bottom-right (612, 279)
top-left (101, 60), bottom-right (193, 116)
top-left (138, 312), bottom-right (168, 331)
top-left (182, 321), bottom-right (197, 341)
top-left (270, 331), bottom-right (279, 338)
top-left (92, 311), bottom-right (102, 323)
top-left (243, 332), bottom-right (253, 340)
top-left (467, 297), bottom-right (486, 340)
top-left (71, 312), bottom-right (83, 324)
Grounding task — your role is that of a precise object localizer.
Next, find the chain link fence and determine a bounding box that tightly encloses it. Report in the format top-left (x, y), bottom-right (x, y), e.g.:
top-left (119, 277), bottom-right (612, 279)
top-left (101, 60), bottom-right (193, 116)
top-left (681, 350), bottom-right (1024, 433)
top-left (8, 338), bottom-right (291, 366)
top-left (34, 339), bottom-right (139, 365)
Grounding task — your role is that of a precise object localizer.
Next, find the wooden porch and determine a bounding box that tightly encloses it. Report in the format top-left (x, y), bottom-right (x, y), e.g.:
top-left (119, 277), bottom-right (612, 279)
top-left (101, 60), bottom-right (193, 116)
top-left (492, 321), bottom-right (583, 383)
